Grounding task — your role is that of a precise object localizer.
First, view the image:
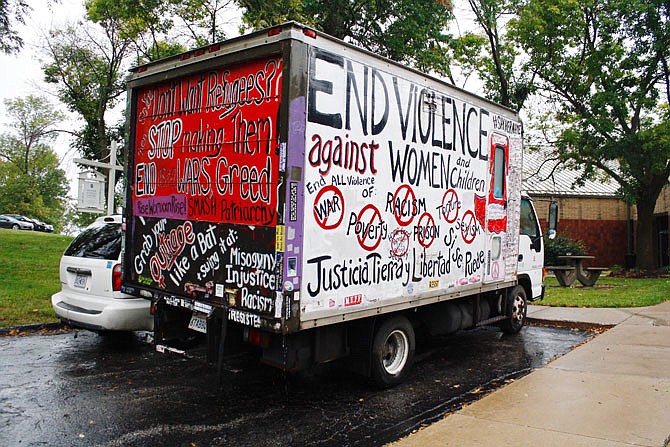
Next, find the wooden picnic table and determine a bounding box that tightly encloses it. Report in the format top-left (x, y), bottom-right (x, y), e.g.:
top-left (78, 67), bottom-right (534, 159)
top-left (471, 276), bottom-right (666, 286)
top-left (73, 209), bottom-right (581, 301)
top-left (547, 255), bottom-right (606, 287)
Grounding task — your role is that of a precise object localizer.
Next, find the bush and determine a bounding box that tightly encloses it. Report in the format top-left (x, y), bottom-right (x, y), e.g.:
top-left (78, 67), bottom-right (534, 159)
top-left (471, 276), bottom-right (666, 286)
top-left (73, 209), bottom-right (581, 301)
top-left (544, 234), bottom-right (586, 265)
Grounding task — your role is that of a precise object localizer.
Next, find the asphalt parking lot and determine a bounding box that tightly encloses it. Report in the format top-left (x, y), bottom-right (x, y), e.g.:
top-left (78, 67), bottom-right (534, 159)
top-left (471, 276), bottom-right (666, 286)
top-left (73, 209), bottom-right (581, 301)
top-left (0, 323), bottom-right (593, 447)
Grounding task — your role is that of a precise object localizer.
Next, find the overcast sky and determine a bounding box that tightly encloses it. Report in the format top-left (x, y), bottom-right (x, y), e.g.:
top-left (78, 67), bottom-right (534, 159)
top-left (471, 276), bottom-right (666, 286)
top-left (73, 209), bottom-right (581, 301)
top-left (0, 0), bottom-right (87, 196)
top-left (0, 0), bottom-right (87, 119)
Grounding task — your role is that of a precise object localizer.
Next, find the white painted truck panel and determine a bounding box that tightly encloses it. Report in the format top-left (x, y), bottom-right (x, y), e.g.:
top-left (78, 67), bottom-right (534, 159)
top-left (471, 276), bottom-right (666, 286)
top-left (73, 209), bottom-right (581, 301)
top-left (299, 39), bottom-right (523, 323)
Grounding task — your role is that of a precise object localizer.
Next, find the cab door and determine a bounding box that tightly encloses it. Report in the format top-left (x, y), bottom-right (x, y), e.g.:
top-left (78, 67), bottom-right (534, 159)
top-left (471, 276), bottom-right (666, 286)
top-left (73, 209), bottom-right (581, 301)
top-left (518, 197), bottom-right (544, 299)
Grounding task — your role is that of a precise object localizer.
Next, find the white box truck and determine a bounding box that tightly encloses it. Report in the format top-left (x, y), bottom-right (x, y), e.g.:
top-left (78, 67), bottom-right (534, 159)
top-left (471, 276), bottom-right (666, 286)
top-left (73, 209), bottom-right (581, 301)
top-left (122, 22), bottom-right (556, 387)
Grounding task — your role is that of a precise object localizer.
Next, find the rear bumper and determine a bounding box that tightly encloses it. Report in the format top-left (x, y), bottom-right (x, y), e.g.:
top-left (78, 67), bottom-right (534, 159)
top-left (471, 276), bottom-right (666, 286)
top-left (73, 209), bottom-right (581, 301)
top-left (51, 291), bottom-right (153, 332)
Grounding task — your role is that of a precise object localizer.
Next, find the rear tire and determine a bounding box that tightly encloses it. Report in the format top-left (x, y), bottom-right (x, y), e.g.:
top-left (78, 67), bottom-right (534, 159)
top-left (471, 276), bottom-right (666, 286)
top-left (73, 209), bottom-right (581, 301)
top-left (11, 224), bottom-right (19, 230)
top-left (500, 285), bottom-right (527, 334)
top-left (370, 316), bottom-right (415, 388)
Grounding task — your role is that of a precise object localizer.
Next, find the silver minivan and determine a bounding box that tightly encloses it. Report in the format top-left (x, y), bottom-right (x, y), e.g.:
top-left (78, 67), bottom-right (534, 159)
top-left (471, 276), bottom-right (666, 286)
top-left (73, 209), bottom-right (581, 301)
top-left (51, 215), bottom-right (153, 332)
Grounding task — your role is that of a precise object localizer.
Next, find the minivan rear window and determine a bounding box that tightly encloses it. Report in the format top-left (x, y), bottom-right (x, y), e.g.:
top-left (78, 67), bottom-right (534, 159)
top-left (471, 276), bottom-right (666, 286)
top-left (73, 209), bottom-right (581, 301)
top-left (64, 223), bottom-right (121, 259)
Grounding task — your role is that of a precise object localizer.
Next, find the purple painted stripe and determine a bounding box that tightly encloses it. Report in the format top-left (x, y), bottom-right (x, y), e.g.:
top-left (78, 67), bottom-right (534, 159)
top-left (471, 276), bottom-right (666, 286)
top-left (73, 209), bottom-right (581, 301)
top-left (283, 95), bottom-right (307, 290)
top-left (133, 194), bottom-right (188, 220)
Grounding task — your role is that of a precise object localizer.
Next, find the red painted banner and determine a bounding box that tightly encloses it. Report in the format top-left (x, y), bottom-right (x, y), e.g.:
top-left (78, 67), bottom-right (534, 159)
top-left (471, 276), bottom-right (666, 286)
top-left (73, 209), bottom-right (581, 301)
top-left (132, 57), bottom-right (283, 227)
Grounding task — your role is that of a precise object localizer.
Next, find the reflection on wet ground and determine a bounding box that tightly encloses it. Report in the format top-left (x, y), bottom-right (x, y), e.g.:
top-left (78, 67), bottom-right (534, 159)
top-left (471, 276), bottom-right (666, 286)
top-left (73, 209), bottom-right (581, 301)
top-left (0, 325), bottom-right (593, 446)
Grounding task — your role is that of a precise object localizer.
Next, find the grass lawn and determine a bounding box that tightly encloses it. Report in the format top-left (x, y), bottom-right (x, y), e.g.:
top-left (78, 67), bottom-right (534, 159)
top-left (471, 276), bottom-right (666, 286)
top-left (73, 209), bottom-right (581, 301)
top-left (542, 275), bottom-right (670, 308)
top-left (0, 229), bottom-right (73, 327)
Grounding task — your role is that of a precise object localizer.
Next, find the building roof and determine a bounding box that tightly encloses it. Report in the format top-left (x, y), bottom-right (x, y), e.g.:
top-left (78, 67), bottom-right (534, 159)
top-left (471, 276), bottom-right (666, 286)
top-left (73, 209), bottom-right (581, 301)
top-left (522, 148), bottom-right (620, 197)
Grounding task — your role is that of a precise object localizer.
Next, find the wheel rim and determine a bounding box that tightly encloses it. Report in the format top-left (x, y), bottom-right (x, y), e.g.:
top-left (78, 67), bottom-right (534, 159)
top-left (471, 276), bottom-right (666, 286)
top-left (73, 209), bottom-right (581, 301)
top-left (382, 329), bottom-right (409, 375)
top-left (512, 293), bottom-right (526, 323)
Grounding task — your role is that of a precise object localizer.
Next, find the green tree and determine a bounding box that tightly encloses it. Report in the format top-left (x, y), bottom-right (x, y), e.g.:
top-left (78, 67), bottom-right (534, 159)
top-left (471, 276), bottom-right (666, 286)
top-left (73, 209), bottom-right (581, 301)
top-left (238, 0), bottom-right (454, 73)
top-left (0, 96), bottom-right (69, 229)
top-left (0, 0), bottom-right (29, 53)
top-left (85, 0), bottom-right (235, 63)
top-left (171, 0), bottom-right (237, 46)
top-left (511, 0), bottom-right (670, 270)
top-left (452, 0), bottom-right (534, 110)
top-left (85, 0), bottom-right (181, 62)
top-left (41, 21), bottom-right (129, 169)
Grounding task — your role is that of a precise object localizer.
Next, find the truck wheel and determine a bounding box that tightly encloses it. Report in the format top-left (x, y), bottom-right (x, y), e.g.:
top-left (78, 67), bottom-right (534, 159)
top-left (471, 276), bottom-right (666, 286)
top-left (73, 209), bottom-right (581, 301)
top-left (500, 285), bottom-right (527, 334)
top-left (370, 316), bottom-right (415, 388)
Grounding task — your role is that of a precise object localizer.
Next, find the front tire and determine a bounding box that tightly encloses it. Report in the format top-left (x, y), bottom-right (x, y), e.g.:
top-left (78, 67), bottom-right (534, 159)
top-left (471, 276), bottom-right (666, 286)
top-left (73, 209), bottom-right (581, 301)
top-left (370, 316), bottom-right (415, 388)
top-left (11, 224), bottom-right (19, 230)
top-left (500, 285), bottom-right (527, 334)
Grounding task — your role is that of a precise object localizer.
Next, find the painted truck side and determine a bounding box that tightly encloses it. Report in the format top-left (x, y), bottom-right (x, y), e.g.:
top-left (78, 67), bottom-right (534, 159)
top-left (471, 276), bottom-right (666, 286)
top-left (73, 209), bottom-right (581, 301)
top-left (122, 23), bottom-right (547, 387)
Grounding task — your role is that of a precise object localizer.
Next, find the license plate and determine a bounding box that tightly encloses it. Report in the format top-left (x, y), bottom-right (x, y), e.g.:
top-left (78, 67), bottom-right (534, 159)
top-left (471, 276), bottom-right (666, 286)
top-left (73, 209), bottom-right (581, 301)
top-left (73, 273), bottom-right (87, 289)
top-left (188, 313), bottom-right (208, 333)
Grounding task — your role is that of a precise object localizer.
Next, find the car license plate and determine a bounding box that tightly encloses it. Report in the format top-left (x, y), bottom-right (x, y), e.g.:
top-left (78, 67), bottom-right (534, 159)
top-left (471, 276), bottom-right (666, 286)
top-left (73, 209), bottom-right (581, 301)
top-left (73, 273), bottom-right (87, 289)
top-left (188, 313), bottom-right (207, 333)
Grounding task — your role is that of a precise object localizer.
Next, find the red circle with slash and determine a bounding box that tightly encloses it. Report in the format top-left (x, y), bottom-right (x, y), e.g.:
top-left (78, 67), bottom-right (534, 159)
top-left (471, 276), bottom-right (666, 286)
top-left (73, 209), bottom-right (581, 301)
top-left (313, 185), bottom-right (345, 230)
top-left (392, 184), bottom-right (416, 227)
top-left (417, 212), bottom-right (437, 248)
top-left (441, 189), bottom-right (459, 223)
top-left (461, 210), bottom-right (477, 244)
top-left (357, 204), bottom-right (383, 251)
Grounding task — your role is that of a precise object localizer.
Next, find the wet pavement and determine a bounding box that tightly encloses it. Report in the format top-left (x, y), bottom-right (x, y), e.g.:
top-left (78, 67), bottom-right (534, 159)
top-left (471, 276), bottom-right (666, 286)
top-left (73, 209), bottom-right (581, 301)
top-left (0, 325), bottom-right (593, 447)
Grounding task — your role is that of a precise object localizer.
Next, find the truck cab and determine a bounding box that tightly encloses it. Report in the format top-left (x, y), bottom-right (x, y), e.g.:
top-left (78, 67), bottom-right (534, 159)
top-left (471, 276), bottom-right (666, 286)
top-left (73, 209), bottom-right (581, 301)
top-left (518, 194), bottom-right (546, 301)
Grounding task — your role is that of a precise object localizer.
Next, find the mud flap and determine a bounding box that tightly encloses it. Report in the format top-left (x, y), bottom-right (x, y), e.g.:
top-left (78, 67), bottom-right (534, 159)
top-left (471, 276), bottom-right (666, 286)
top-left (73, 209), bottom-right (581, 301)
top-left (206, 308), bottom-right (229, 387)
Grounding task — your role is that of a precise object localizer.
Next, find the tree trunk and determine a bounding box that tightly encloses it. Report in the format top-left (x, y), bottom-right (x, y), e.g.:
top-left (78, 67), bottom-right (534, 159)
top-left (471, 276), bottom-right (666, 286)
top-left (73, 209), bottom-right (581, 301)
top-left (635, 195), bottom-right (659, 271)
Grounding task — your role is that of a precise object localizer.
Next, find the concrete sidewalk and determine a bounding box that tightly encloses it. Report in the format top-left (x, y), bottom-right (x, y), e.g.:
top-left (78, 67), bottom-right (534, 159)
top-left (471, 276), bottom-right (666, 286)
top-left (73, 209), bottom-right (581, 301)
top-left (392, 301), bottom-right (670, 447)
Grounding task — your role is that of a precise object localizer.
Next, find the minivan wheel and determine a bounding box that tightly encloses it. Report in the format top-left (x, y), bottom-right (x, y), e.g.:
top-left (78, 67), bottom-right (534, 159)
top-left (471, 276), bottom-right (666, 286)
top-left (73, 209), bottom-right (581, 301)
top-left (500, 285), bottom-right (527, 334)
top-left (370, 316), bottom-right (415, 388)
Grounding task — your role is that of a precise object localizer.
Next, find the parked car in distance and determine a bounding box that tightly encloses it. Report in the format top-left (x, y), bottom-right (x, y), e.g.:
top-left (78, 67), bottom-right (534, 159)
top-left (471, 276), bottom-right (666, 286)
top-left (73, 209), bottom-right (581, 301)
top-left (0, 214), bottom-right (34, 230)
top-left (4, 214), bottom-right (39, 230)
top-left (27, 218), bottom-right (47, 232)
top-left (4, 214), bottom-right (53, 232)
top-left (30, 218), bottom-right (49, 232)
top-left (51, 215), bottom-right (153, 333)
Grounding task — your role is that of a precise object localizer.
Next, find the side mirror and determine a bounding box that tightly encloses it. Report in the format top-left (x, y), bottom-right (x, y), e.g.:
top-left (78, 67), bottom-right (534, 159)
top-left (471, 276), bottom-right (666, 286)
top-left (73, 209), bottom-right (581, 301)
top-left (547, 202), bottom-right (558, 240)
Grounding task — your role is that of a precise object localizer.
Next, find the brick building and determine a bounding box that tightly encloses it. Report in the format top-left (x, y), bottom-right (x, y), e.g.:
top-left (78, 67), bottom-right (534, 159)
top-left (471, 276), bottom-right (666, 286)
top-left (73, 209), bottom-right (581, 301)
top-left (654, 187), bottom-right (670, 268)
top-left (522, 150), bottom-right (670, 269)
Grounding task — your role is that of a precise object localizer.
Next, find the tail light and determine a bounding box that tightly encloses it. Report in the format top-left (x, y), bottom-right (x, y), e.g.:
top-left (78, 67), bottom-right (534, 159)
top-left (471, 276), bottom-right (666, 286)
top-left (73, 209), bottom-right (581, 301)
top-left (112, 263), bottom-right (122, 291)
top-left (542, 267), bottom-right (547, 281)
top-left (243, 327), bottom-right (270, 348)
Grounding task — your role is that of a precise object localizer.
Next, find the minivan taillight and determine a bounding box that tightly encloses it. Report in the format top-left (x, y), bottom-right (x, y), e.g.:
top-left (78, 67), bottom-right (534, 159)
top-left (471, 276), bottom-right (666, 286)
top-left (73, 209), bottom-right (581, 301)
top-left (112, 264), bottom-right (122, 291)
